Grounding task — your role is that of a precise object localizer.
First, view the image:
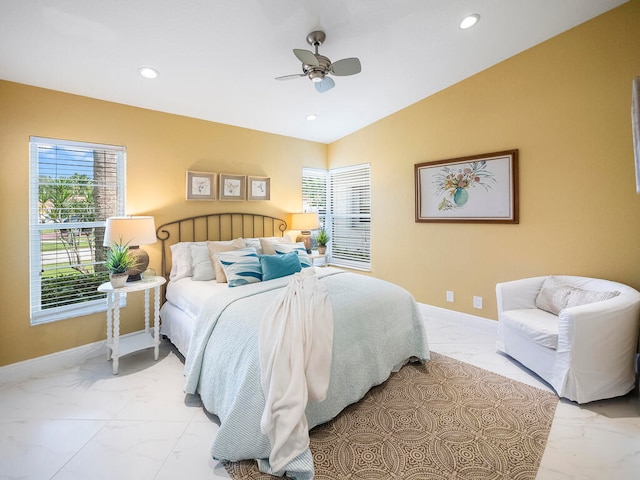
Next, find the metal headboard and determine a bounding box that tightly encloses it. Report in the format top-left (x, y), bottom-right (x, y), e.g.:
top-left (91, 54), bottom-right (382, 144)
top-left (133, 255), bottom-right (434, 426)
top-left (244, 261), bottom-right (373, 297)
top-left (155, 212), bottom-right (287, 289)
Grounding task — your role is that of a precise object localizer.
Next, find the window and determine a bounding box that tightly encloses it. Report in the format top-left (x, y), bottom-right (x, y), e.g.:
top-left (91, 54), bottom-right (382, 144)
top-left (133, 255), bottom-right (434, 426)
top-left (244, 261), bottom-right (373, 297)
top-left (302, 167), bottom-right (327, 224)
top-left (29, 137), bottom-right (126, 325)
top-left (302, 164), bottom-right (371, 270)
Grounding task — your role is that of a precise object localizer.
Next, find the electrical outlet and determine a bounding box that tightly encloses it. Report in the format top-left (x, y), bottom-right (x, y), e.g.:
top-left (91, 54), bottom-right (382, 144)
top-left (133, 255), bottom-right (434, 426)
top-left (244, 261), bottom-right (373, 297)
top-left (446, 290), bottom-right (454, 302)
top-left (473, 296), bottom-right (483, 309)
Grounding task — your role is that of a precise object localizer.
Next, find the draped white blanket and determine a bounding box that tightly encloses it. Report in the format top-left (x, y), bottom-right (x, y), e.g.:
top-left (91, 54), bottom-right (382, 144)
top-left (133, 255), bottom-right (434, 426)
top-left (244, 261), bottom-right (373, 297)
top-left (259, 268), bottom-right (333, 474)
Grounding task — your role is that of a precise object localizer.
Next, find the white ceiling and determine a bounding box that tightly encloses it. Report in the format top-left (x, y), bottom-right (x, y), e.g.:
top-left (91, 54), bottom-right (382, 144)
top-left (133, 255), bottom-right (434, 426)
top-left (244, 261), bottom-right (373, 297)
top-left (0, 0), bottom-right (627, 144)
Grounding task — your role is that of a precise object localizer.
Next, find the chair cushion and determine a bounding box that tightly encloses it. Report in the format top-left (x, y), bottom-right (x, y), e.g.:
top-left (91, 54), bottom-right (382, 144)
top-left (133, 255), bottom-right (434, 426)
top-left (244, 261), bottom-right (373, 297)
top-left (501, 308), bottom-right (559, 349)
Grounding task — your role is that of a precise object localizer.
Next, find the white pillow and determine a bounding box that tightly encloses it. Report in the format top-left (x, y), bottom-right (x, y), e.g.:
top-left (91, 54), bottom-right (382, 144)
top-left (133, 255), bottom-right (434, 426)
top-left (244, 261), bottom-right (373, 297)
top-left (169, 241), bottom-right (206, 281)
top-left (189, 243), bottom-right (216, 281)
top-left (273, 242), bottom-right (312, 268)
top-left (259, 236), bottom-right (293, 255)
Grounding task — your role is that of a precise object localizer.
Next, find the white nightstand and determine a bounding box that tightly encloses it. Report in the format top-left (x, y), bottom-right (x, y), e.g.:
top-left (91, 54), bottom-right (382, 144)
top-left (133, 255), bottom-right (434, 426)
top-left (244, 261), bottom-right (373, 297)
top-left (97, 276), bottom-right (166, 374)
top-left (309, 251), bottom-right (327, 267)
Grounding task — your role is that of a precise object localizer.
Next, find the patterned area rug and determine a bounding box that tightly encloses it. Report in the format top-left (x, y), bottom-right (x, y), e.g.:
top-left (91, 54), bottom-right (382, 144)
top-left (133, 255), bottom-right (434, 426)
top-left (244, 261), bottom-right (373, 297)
top-left (225, 352), bottom-right (558, 479)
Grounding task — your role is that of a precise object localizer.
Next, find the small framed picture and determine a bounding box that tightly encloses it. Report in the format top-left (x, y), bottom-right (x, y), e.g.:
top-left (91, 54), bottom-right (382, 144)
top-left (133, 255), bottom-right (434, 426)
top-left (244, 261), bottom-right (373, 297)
top-left (219, 173), bottom-right (246, 201)
top-left (186, 171), bottom-right (216, 200)
top-left (247, 176), bottom-right (270, 201)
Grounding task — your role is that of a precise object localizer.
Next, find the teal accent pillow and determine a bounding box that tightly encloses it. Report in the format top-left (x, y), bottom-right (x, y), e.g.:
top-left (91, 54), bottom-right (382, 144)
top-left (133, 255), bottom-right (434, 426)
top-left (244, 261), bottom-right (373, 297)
top-left (272, 242), bottom-right (312, 268)
top-left (215, 247), bottom-right (262, 287)
top-left (260, 252), bottom-right (302, 281)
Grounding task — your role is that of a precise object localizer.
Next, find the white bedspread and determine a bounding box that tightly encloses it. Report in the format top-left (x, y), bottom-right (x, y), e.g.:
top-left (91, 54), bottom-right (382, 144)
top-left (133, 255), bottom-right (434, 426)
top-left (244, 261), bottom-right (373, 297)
top-left (259, 268), bottom-right (333, 474)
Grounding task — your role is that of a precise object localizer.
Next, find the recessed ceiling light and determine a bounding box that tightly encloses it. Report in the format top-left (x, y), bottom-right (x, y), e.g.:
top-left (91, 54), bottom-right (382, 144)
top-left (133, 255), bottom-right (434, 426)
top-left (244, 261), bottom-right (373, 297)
top-left (459, 14), bottom-right (480, 30)
top-left (306, 114), bottom-right (318, 121)
top-left (138, 67), bottom-right (159, 79)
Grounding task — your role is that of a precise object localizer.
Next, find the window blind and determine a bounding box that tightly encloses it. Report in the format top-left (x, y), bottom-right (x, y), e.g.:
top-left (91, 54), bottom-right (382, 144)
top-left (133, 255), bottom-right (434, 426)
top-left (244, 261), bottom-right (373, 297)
top-left (329, 164), bottom-right (371, 270)
top-left (302, 167), bottom-right (327, 224)
top-left (29, 137), bottom-right (126, 324)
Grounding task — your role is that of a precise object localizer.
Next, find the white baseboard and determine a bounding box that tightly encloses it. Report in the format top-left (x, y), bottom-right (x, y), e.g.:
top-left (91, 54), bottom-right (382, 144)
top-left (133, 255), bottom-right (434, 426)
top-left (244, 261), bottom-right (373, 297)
top-left (0, 341), bottom-right (104, 387)
top-left (418, 303), bottom-right (497, 328)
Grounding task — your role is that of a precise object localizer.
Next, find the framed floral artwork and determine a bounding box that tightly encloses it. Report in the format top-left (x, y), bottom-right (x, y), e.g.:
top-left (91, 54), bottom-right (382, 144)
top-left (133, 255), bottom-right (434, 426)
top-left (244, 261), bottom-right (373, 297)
top-left (247, 176), bottom-right (270, 201)
top-left (219, 173), bottom-right (246, 201)
top-left (415, 150), bottom-right (519, 223)
top-left (186, 171), bottom-right (216, 200)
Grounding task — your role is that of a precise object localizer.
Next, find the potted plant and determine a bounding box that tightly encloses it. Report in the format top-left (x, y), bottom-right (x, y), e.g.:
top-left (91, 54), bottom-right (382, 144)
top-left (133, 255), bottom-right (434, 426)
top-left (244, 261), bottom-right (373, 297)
top-left (316, 228), bottom-right (330, 255)
top-left (105, 239), bottom-right (135, 288)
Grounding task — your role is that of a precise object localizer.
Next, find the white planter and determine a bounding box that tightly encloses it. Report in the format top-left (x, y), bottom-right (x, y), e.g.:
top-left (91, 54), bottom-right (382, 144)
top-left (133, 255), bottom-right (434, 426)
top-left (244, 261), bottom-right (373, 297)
top-left (109, 273), bottom-right (129, 288)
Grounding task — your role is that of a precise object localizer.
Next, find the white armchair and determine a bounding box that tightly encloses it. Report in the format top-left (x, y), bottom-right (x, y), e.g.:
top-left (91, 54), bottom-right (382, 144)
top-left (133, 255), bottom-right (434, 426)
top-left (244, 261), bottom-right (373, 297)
top-left (496, 275), bottom-right (640, 404)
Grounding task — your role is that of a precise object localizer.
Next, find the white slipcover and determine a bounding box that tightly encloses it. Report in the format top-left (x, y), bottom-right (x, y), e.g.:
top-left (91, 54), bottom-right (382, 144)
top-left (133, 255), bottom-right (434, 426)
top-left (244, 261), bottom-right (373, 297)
top-left (496, 275), bottom-right (640, 404)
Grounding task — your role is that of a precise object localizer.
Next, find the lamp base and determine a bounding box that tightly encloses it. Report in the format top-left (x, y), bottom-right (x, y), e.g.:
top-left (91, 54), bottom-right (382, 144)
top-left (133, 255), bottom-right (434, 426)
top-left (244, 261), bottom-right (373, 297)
top-left (296, 231), bottom-right (312, 254)
top-left (127, 247), bottom-right (149, 282)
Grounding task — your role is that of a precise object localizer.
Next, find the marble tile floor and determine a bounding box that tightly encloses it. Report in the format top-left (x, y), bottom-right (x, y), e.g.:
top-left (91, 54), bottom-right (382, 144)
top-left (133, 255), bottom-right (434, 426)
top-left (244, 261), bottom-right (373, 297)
top-left (1, 305), bottom-right (639, 480)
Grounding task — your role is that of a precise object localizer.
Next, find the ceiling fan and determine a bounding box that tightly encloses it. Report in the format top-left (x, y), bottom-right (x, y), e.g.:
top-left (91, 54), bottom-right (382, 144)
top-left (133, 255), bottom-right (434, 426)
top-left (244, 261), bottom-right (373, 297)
top-left (276, 31), bottom-right (361, 93)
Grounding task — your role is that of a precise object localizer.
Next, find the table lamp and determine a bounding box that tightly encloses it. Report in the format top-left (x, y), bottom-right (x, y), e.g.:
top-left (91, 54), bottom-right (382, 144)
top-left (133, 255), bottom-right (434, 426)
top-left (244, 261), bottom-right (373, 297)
top-left (103, 216), bottom-right (156, 281)
top-left (290, 212), bottom-right (319, 253)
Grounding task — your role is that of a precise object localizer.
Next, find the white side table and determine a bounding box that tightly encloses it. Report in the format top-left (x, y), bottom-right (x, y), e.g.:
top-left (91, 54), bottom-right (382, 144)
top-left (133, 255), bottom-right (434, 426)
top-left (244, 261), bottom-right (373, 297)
top-left (97, 276), bottom-right (166, 374)
top-left (309, 251), bottom-right (327, 267)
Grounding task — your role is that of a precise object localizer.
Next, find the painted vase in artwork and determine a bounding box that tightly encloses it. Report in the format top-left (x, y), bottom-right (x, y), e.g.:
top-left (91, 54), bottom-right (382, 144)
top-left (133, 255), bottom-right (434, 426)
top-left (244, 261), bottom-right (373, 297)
top-left (453, 187), bottom-right (469, 206)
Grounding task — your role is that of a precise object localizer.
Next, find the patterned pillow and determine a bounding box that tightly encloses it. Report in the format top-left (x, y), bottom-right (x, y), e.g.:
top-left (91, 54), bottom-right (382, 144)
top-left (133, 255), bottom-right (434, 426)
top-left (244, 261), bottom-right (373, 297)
top-left (565, 287), bottom-right (620, 309)
top-left (536, 276), bottom-right (621, 314)
top-left (260, 252), bottom-right (301, 281)
top-left (272, 242), bottom-right (312, 268)
top-left (215, 247), bottom-right (262, 287)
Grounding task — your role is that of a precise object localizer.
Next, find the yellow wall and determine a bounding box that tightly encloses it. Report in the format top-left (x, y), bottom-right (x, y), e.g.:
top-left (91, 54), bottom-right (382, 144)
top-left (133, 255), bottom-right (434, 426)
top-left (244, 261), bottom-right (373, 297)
top-left (329, 0), bottom-right (640, 319)
top-left (1, 1), bottom-right (639, 366)
top-left (0, 82), bottom-right (326, 366)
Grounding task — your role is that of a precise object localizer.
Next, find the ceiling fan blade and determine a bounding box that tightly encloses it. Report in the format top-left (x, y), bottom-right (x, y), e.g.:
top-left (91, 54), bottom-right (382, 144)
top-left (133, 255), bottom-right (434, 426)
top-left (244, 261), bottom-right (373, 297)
top-left (293, 49), bottom-right (319, 66)
top-left (315, 76), bottom-right (335, 93)
top-left (275, 73), bottom-right (305, 81)
top-left (331, 57), bottom-right (362, 76)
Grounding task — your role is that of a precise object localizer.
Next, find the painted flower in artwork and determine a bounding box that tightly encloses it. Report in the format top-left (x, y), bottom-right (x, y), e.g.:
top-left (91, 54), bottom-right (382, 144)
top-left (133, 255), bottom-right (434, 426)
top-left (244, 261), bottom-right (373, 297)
top-left (433, 161), bottom-right (496, 210)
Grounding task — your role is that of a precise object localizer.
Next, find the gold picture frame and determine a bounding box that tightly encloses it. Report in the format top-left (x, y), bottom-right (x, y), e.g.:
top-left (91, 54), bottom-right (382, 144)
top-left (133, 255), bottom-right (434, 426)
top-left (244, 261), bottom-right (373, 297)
top-left (219, 173), bottom-right (246, 201)
top-left (247, 176), bottom-right (270, 201)
top-left (186, 171), bottom-right (216, 200)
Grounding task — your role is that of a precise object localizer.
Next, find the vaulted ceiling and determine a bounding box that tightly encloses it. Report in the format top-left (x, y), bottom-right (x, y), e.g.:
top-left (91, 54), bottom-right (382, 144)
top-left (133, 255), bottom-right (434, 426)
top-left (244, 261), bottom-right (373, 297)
top-left (0, 0), bottom-right (627, 143)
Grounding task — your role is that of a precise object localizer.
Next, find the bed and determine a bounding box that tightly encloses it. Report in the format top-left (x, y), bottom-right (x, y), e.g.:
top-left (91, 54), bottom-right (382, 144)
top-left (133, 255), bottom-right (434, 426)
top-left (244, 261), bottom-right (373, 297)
top-left (156, 212), bottom-right (430, 479)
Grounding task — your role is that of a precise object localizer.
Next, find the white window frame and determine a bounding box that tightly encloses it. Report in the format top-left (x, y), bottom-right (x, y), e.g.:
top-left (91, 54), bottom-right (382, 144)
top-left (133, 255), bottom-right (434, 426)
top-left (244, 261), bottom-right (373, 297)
top-left (29, 137), bottom-right (126, 325)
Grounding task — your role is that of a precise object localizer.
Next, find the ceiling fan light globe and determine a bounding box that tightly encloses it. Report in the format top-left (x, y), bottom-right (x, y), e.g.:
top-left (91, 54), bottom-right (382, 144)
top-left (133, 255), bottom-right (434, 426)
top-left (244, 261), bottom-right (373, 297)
top-left (315, 76), bottom-right (335, 93)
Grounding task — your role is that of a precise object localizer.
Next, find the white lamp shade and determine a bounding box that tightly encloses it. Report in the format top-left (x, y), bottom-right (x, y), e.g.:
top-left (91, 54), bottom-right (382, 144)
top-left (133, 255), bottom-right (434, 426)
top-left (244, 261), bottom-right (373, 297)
top-left (290, 212), bottom-right (320, 232)
top-left (103, 216), bottom-right (156, 247)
